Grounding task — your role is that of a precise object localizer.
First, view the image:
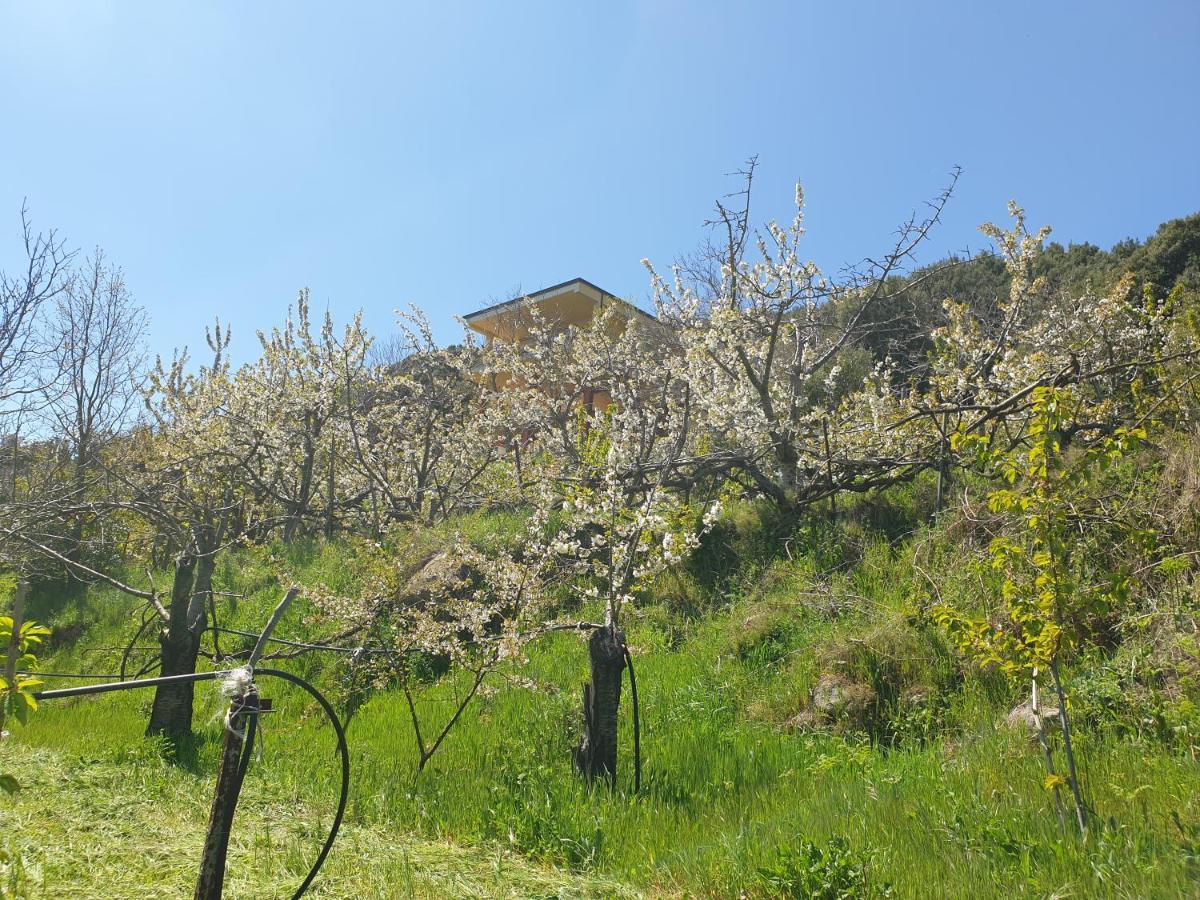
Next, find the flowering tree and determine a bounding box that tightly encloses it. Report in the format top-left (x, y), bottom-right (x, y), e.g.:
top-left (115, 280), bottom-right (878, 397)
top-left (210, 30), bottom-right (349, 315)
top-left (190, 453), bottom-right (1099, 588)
top-left (883, 200), bottom-right (1183, 517)
top-left (304, 505), bottom-right (565, 774)
top-left (341, 308), bottom-right (501, 531)
top-left (118, 322), bottom-right (264, 737)
top-left (306, 305), bottom-right (714, 782)
top-left (482, 306), bottom-right (716, 783)
top-left (645, 162), bottom-right (959, 513)
top-left (240, 291), bottom-right (370, 542)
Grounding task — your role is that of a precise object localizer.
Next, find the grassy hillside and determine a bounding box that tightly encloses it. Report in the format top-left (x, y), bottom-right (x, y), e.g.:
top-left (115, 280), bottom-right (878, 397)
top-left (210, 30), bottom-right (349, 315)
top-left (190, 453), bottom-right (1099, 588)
top-left (8, 474), bottom-right (1200, 898)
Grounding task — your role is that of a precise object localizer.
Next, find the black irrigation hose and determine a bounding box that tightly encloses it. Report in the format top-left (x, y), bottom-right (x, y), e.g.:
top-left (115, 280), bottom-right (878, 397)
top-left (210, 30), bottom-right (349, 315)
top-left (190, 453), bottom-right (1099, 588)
top-left (623, 645), bottom-right (641, 794)
top-left (34, 667), bottom-right (349, 900)
top-left (256, 667), bottom-right (350, 900)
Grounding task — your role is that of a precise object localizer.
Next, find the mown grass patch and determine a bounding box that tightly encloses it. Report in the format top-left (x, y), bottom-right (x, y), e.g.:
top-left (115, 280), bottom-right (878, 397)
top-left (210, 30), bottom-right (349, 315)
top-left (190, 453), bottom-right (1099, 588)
top-left (3, 748), bottom-right (638, 899)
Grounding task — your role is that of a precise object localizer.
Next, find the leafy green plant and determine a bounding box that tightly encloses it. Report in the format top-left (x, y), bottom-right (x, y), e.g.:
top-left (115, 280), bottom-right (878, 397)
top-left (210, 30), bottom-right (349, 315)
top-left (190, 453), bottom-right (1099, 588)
top-left (1, 583), bottom-right (48, 900)
top-left (936, 386), bottom-right (1149, 834)
top-left (751, 836), bottom-right (891, 899)
top-left (1, 602), bottom-right (50, 794)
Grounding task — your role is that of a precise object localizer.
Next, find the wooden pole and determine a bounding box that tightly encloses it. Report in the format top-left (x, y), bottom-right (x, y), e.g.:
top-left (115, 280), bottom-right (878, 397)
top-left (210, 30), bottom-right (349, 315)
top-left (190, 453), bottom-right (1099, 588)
top-left (194, 691), bottom-right (257, 900)
top-left (934, 411), bottom-right (949, 517)
top-left (194, 588), bottom-right (298, 899)
top-left (822, 420), bottom-right (837, 520)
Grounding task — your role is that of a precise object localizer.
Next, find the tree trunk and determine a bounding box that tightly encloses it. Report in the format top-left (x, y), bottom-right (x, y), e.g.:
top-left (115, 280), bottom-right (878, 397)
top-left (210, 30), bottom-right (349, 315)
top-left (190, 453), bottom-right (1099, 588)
top-left (147, 553), bottom-right (204, 738)
top-left (574, 625), bottom-right (625, 786)
top-left (67, 440), bottom-right (89, 564)
top-left (284, 415), bottom-right (317, 544)
top-left (1049, 658), bottom-right (1088, 835)
top-left (324, 432), bottom-right (336, 539)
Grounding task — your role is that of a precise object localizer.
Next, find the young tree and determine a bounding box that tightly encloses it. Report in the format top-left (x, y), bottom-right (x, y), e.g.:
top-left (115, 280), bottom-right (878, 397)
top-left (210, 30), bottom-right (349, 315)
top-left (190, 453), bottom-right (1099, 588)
top-left (306, 505), bottom-right (566, 774)
top-left (936, 387), bottom-right (1149, 834)
top-left (1, 580), bottom-right (50, 795)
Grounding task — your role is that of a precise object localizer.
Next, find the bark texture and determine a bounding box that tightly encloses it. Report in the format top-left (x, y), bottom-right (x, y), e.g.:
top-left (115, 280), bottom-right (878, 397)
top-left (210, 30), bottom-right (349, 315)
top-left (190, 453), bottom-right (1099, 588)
top-left (574, 625), bottom-right (625, 785)
top-left (147, 553), bottom-right (206, 738)
top-left (194, 692), bottom-right (257, 899)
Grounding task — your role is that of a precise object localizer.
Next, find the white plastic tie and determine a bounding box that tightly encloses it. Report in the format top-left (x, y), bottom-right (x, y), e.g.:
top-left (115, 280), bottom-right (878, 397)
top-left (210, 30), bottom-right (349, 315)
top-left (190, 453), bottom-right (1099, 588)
top-left (217, 666), bottom-right (257, 737)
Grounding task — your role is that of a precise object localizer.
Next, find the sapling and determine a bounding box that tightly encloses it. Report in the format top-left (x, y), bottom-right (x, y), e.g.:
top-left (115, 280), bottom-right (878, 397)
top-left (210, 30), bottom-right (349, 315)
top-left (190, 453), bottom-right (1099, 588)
top-left (1, 581), bottom-right (49, 795)
top-left (937, 386), bottom-right (1148, 835)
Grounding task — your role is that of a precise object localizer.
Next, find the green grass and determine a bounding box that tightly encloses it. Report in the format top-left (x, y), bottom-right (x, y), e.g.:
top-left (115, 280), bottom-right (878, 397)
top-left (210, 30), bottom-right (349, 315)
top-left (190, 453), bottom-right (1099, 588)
top-left (4, 747), bottom-right (638, 898)
top-left (7, 507), bottom-right (1200, 898)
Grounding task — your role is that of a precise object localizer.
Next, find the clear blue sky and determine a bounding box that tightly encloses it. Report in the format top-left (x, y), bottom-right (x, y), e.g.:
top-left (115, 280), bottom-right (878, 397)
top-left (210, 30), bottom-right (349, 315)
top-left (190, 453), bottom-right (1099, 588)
top-left (3, 1), bottom-right (1198, 361)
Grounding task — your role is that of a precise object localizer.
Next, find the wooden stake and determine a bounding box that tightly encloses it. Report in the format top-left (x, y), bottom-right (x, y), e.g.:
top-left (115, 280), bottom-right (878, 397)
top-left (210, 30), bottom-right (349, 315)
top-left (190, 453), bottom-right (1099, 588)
top-left (934, 411), bottom-right (949, 517)
top-left (822, 420), bottom-right (836, 520)
top-left (194, 588), bottom-right (298, 899)
top-left (194, 691), bottom-right (258, 900)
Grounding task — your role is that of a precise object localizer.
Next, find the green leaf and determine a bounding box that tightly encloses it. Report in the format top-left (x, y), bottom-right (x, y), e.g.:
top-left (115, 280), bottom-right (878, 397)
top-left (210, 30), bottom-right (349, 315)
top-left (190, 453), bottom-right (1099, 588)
top-left (0, 773), bottom-right (19, 795)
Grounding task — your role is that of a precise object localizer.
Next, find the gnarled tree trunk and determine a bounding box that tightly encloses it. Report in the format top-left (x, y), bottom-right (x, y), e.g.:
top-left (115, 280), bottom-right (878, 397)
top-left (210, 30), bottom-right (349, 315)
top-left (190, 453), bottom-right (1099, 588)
top-left (574, 625), bottom-right (625, 786)
top-left (147, 552), bottom-right (208, 738)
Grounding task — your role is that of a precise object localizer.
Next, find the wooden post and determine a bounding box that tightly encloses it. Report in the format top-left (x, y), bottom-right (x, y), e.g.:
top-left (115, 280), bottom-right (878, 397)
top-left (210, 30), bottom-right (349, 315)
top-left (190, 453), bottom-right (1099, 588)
top-left (194, 588), bottom-right (297, 899)
top-left (934, 411), bottom-right (949, 517)
top-left (194, 690), bottom-right (258, 900)
top-left (822, 419), bottom-right (837, 520)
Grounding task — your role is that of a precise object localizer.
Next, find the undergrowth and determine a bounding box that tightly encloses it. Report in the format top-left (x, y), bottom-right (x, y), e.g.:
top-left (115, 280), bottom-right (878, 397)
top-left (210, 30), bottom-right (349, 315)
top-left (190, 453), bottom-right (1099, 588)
top-left (7, 478), bottom-right (1200, 898)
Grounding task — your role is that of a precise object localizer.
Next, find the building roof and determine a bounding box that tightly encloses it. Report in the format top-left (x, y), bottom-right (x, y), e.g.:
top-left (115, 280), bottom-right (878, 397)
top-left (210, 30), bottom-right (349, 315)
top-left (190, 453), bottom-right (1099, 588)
top-left (462, 277), bottom-right (656, 329)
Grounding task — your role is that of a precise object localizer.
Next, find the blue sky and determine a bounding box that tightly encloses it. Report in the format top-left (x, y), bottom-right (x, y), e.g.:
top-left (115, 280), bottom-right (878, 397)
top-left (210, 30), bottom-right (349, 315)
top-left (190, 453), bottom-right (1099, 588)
top-left (3, 1), bottom-right (1198, 361)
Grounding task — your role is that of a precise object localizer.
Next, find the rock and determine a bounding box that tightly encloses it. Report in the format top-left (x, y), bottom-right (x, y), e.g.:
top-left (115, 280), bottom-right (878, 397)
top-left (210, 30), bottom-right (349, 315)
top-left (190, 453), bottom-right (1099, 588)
top-left (1005, 700), bottom-right (1059, 734)
top-left (785, 709), bottom-right (822, 732)
top-left (810, 673), bottom-right (876, 731)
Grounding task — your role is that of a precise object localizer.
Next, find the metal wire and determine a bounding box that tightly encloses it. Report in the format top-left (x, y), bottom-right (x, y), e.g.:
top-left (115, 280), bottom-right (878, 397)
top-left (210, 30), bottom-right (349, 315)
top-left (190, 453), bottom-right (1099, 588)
top-left (213, 625), bottom-right (394, 655)
top-left (18, 670), bottom-right (123, 680)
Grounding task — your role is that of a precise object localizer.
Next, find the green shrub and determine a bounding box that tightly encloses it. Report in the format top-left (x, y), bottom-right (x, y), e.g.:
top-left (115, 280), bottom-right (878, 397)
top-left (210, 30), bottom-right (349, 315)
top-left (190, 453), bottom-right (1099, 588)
top-left (749, 836), bottom-right (891, 899)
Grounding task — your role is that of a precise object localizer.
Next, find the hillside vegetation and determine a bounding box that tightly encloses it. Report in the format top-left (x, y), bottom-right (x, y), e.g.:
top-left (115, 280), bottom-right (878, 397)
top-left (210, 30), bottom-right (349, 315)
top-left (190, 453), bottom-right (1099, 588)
top-left (3, 186), bottom-right (1200, 898)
